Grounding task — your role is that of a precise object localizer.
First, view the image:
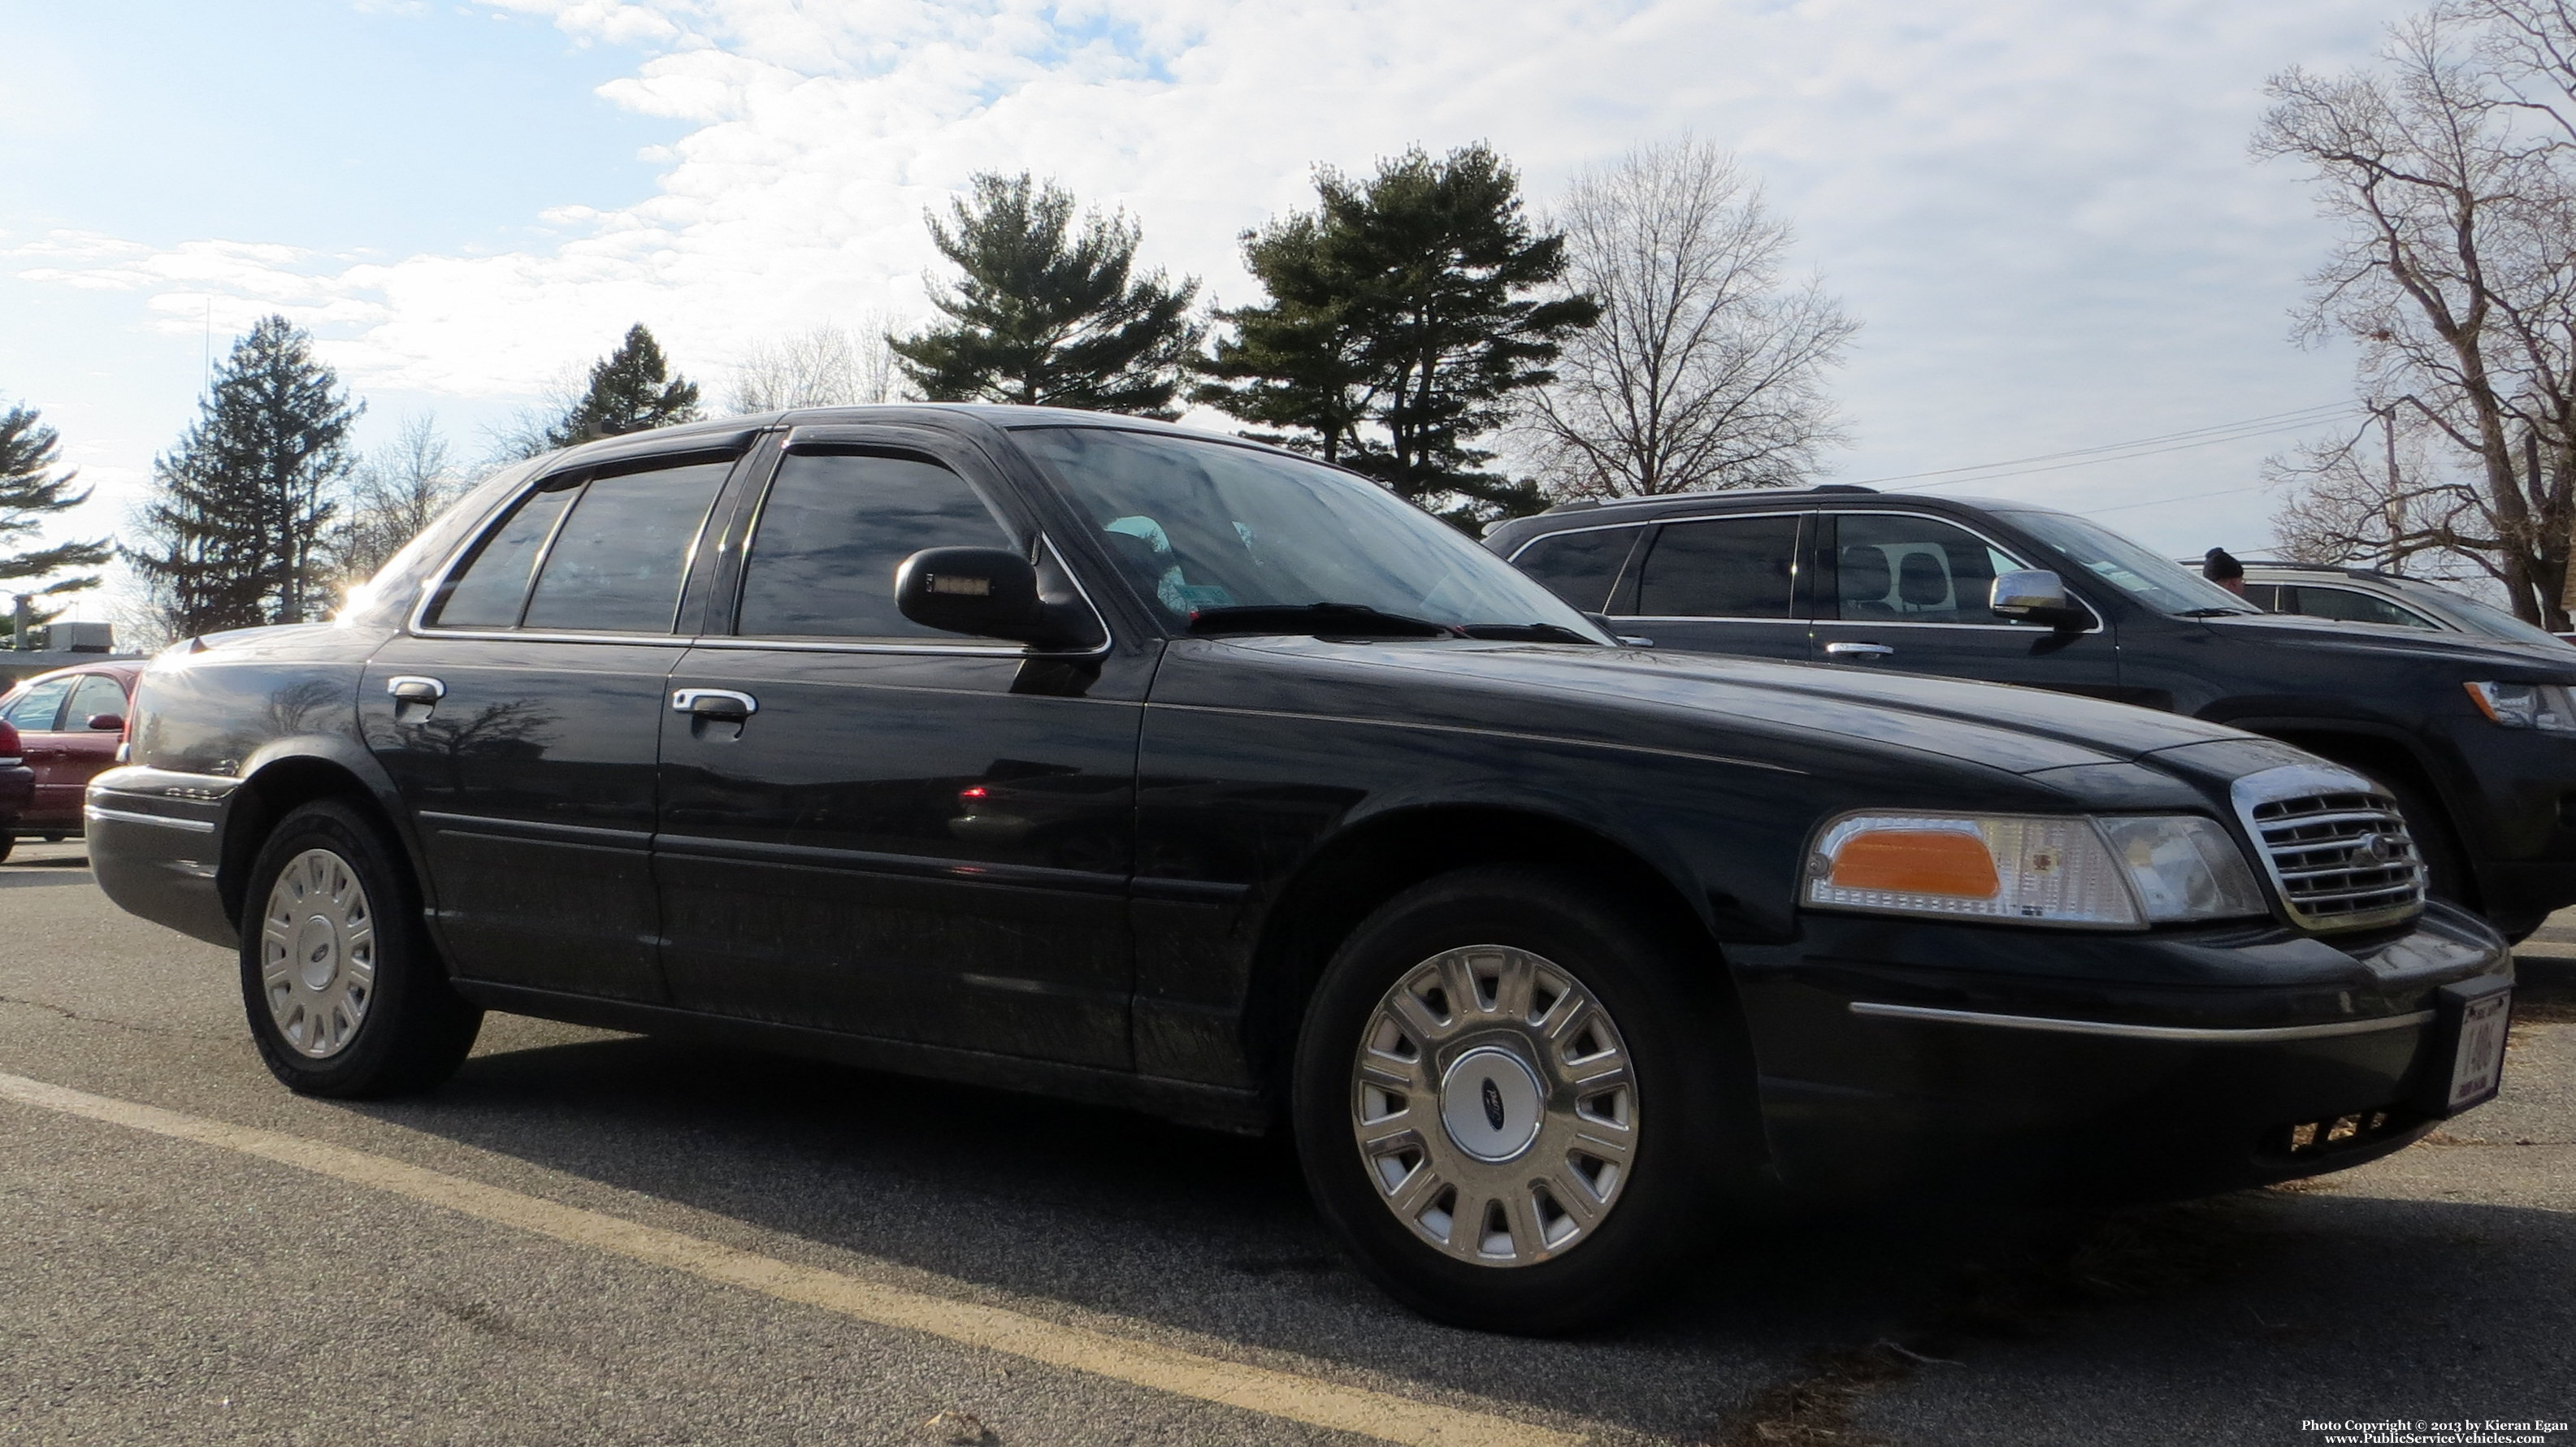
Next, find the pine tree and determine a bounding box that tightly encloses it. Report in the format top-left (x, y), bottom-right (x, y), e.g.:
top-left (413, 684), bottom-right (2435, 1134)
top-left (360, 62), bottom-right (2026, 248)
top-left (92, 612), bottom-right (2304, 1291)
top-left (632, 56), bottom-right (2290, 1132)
top-left (547, 324), bottom-right (700, 447)
top-left (1198, 144), bottom-right (1598, 527)
top-left (0, 402), bottom-right (113, 644)
top-left (128, 316), bottom-right (359, 635)
top-left (891, 173), bottom-right (1203, 418)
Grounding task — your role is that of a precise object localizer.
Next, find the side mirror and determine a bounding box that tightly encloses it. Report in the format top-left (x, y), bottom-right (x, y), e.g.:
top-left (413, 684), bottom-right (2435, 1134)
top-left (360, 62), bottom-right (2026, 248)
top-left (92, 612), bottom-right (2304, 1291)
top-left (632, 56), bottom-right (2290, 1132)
top-left (896, 547), bottom-right (1099, 650)
top-left (1990, 569), bottom-right (2085, 630)
top-left (86, 713), bottom-right (125, 732)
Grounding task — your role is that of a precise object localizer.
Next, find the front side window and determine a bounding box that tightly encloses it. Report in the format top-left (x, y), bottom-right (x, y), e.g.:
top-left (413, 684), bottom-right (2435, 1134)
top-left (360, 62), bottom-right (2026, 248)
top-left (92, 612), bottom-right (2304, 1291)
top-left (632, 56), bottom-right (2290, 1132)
top-left (1511, 526), bottom-right (1642, 612)
top-left (1633, 515), bottom-right (1802, 619)
top-left (65, 674), bottom-right (127, 726)
top-left (520, 460), bottom-right (733, 633)
top-left (1832, 514), bottom-right (2027, 625)
top-left (2, 676), bottom-right (72, 730)
top-left (1017, 427), bottom-right (1605, 638)
top-left (2283, 586), bottom-right (2437, 630)
top-left (735, 451), bottom-right (1016, 639)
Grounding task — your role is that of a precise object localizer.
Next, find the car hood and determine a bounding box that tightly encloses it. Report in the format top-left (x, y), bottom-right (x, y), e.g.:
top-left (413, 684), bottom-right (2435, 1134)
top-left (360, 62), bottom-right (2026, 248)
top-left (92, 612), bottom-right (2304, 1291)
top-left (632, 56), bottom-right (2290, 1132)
top-left (2201, 613), bottom-right (2576, 676)
top-left (1174, 636), bottom-right (2269, 781)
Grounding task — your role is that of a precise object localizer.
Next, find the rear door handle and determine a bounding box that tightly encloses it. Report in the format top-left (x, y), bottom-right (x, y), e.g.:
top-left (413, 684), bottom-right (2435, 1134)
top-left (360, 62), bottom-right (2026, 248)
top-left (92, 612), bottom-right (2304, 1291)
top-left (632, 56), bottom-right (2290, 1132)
top-left (1824, 642), bottom-right (1894, 659)
top-left (672, 688), bottom-right (758, 720)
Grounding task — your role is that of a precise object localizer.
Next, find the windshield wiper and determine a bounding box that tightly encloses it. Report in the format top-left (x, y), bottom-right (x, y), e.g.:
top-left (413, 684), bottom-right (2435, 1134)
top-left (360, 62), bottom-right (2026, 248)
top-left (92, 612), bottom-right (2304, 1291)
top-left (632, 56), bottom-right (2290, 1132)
top-left (2178, 605), bottom-right (2256, 617)
top-left (1457, 622), bottom-right (1600, 644)
top-left (1186, 603), bottom-right (1464, 639)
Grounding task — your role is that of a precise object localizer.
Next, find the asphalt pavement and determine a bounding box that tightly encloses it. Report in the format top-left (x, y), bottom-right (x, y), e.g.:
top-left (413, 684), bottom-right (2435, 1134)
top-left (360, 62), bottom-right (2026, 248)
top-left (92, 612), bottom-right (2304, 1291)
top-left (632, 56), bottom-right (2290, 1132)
top-left (2, 838), bottom-right (2569, 1446)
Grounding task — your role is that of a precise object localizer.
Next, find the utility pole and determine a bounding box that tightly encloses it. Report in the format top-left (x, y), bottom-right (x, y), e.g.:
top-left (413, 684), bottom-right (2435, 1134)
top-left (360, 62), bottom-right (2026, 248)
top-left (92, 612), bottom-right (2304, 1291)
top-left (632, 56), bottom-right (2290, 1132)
top-left (10, 594), bottom-right (32, 652)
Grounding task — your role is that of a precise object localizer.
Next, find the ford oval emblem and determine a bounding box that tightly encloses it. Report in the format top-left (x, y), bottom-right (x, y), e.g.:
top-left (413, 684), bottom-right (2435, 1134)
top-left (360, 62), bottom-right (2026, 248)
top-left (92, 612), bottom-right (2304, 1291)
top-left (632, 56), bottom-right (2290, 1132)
top-left (2359, 832), bottom-right (2393, 862)
top-left (1481, 1077), bottom-right (1506, 1131)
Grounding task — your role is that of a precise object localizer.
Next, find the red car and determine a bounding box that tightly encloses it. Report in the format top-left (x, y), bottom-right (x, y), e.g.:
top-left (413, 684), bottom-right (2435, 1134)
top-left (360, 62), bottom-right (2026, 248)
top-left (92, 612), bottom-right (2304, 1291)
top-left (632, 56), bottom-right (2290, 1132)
top-left (0, 662), bottom-right (137, 861)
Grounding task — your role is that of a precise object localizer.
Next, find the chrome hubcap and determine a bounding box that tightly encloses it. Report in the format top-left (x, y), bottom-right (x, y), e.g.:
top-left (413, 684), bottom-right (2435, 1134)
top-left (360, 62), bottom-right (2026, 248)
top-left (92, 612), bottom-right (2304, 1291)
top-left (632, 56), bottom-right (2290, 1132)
top-left (259, 848), bottom-right (375, 1059)
top-left (1350, 945), bottom-right (1638, 1267)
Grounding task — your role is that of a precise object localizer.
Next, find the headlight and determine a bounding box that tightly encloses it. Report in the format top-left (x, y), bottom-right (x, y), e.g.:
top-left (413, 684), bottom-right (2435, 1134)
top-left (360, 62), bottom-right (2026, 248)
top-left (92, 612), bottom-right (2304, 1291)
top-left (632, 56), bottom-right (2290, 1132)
top-left (1803, 812), bottom-right (2267, 929)
top-left (2464, 680), bottom-right (2576, 732)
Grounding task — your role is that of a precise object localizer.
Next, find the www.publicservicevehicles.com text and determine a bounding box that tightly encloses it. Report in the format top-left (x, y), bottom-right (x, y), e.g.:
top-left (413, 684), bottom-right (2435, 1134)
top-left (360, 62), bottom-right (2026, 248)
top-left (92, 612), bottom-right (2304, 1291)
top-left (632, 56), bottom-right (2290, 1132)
top-left (2301, 1421), bottom-right (2569, 1445)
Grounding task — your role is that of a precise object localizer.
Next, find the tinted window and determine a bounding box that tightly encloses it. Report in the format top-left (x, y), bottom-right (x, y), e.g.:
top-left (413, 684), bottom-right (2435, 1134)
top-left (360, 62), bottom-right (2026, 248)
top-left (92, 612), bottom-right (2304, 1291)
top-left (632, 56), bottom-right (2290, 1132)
top-left (430, 484), bottom-right (577, 629)
top-left (1832, 513), bottom-right (2025, 625)
top-left (2285, 585), bottom-right (2437, 630)
top-left (522, 461), bottom-right (732, 634)
top-left (2, 676), bottom-right (72, 730)
top-left (1634, 516), bottom-right (1802, 618)
top-left (736, 452), bottom-right (1014, 639)
top-left (2239, 583), bottom-right (2283, 610)
top-left (1511, 526), bottom-right (1641, 611)
top-left (66, 674), bottom-right (127, 726)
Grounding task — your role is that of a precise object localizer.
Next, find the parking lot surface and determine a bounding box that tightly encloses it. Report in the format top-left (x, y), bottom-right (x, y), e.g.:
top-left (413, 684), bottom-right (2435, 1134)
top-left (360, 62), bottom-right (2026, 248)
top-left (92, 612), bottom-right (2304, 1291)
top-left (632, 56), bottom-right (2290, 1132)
top-left (2, 838), bottom-right (2570, 1445)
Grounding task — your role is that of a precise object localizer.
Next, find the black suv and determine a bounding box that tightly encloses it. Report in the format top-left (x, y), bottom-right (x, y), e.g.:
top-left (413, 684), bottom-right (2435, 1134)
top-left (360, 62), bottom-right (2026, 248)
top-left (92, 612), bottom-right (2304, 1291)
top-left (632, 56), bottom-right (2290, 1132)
top-left (89, 410), bottom-right (2511, 1331)
top-left (1489, 487), bottom-right (2576, 940)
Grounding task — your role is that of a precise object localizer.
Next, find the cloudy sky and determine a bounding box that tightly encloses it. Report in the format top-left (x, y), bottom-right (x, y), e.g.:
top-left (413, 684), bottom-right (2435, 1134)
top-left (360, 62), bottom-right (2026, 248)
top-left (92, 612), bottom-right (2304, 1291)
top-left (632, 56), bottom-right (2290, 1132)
top-left (2, 0), bottom-right (2420, 622)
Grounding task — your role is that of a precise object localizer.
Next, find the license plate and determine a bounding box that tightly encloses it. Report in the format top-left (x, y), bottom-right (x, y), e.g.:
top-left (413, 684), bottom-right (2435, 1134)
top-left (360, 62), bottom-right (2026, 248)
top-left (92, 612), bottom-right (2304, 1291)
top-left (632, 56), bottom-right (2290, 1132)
top-left (2445, 988), bottom-right (2511, 1114)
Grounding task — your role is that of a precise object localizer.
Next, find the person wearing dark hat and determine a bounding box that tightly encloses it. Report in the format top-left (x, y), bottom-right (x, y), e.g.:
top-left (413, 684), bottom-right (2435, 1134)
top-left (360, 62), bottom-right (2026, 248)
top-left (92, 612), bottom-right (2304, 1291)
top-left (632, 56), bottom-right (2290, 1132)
top-left (2202, 546), bottom-right (2246, 596)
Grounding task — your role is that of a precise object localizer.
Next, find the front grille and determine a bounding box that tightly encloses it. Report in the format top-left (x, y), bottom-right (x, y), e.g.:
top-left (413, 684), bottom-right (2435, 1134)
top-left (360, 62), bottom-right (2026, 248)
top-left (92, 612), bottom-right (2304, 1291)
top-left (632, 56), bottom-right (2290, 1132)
top-left (2231, 765), bottom-right (2426, 932)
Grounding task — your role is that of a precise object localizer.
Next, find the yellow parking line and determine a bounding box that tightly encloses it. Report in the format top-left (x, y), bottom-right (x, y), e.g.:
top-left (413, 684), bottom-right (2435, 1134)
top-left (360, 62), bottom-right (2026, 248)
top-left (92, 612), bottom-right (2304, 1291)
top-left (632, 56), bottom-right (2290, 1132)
top-left (0, 1071), bottom-right (1581, 1447)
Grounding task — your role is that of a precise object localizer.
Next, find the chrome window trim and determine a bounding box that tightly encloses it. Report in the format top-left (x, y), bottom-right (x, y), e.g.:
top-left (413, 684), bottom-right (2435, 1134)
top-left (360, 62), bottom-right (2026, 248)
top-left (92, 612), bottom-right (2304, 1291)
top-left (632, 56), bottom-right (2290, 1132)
top-left (1500, 518), bottom-right (1654, 561)
top-left (1849, 1000), bottom-right (2435, 1042)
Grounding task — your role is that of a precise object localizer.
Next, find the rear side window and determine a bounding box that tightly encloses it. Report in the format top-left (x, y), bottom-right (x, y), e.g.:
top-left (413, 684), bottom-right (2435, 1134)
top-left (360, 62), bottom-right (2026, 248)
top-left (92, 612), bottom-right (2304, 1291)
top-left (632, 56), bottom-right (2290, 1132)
top-left (735, 451), bottom-right (1014, 639)
top-left (429, 484), bottom-right (578, 629)
top-left (1634, 516), bottom-right (1802, 618)
top-left (66, 674), bottom-right (127, 726)
top-left (520, 461), bottom-right (733, 634)
top-left (2, 676), bottom-right (72, 730)
top-left (1511, 526), bottom-right (1641, 611)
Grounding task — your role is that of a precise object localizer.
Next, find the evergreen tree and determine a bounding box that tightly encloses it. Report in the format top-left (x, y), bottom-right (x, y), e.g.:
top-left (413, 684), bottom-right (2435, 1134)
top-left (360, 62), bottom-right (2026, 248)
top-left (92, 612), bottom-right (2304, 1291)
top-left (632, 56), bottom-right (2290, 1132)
top-left (1198, 144), bottom-right (1598, 527)
top-left (891, 172), bottom-right (1203, 417)
top-left (546, 324), bottom-right (700, 447)
top-left (128, 315), bottom-right (359, 635)
top-left (0, 402), bottom-right (113, 644)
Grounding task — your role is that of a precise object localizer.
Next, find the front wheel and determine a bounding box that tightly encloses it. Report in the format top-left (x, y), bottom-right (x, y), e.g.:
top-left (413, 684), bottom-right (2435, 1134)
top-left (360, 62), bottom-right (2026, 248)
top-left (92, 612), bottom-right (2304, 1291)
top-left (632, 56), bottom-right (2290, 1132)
top-left (238, 799), bottom-right (482, 1097)
top-left (1291, 864), bottom-right (1757, 1333)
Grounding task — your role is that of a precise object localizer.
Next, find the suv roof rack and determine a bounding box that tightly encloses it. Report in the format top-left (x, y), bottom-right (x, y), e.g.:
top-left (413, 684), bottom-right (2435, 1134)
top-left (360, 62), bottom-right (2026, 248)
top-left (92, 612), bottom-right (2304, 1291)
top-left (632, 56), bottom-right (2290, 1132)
top-left (1545, 483), bottom-right (1878, 514)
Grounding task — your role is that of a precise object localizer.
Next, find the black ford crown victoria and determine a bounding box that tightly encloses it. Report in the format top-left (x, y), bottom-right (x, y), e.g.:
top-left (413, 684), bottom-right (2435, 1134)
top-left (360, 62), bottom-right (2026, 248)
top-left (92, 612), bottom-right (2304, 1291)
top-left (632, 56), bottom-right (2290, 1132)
top-left (88, 407), bottom-right (2513, 1332)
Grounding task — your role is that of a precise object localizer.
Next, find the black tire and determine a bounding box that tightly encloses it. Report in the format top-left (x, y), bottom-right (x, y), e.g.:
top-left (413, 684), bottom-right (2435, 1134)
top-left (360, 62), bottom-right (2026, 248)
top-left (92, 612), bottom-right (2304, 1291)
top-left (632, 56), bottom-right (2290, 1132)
top-left (238, 799), bottom-right (482, 1097)
top-left (0, 833), bottom-right (14, 864)
top-left (1290, 864), bottom-right (1758, 1333)
top-left (2362, 765), bottom-right (2474, 912)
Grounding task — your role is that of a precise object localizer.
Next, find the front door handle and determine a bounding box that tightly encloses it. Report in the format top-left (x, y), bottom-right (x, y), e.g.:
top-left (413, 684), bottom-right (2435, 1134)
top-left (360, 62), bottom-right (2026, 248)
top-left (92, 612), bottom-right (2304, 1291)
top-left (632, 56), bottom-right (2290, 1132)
top-left (386, 675), bottom-right (447, 703)
top-left (1824, 642), bottom-right (1895, 660)
top-left (672, 688), bottom-right (758, 720)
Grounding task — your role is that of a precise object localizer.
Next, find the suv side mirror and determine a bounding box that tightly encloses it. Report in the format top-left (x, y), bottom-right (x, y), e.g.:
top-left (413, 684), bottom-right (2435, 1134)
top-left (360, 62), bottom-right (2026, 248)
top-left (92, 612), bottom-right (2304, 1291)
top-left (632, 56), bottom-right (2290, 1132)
top-left (896, 547), bottom-right (1099, 651)
top-left (1990, 570), bottom-right (2085, 630)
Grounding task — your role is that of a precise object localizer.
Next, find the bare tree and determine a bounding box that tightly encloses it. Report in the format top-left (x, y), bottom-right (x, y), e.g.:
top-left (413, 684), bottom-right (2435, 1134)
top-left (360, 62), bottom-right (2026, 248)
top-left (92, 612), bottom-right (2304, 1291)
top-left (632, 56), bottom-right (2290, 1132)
top-left (1520, 139), bottom-right (1857, 500)
top-left (726, 318), bottom-right (908, 414)
top-left (332, 414), bottom-right (464, 594)
top-left (2257, 0), bottom-right (2576, 626)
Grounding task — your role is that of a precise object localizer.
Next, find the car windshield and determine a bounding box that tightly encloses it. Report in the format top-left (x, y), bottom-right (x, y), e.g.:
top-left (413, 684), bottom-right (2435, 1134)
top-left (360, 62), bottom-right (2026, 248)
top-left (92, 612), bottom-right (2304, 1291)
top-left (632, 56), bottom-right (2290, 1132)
top-left (2396, 582), bottom-right (2575, 650)
top-left (1016, 427), bottom-right (1611, 641)
top-left (2003, 509), bottom-right (2254, 617)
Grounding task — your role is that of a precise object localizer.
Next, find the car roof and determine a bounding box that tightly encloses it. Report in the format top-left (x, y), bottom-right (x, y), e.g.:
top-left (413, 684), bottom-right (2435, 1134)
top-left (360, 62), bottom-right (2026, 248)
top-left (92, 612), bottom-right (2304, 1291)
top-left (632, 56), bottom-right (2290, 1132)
top-left (0, 661), bottom-right (138, 699)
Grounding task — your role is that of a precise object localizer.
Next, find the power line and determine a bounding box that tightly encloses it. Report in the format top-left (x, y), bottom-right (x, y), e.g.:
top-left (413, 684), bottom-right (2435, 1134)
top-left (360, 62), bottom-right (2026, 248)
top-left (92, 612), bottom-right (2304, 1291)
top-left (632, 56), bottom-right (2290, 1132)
top-left (1850, 401), bottom-right (2360, 491)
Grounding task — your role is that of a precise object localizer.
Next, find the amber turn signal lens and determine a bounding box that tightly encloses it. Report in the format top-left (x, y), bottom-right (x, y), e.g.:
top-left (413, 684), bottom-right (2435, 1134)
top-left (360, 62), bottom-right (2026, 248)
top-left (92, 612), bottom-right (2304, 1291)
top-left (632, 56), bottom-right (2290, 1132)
top-left (1827, 828), bottom-right (2001, 899)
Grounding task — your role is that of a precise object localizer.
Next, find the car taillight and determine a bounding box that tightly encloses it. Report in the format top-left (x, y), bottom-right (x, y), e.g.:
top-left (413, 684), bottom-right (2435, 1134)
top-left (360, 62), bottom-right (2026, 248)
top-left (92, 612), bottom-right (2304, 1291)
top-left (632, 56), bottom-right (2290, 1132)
top-left (0, 718), bottom-right (19, 767)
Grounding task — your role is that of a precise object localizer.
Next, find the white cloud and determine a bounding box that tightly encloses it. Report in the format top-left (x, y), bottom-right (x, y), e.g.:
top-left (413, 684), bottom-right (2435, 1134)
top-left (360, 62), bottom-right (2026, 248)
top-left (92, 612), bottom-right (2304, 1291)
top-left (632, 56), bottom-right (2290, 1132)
top-left (15, 0), bottom-right (2418, 551)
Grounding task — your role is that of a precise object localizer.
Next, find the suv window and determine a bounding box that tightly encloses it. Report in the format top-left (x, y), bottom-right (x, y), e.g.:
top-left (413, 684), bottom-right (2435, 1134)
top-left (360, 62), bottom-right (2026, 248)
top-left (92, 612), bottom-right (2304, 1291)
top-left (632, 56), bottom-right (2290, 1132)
top-left (1832, 513), bottom-right (2024, 625)
top-left (1633, 515), bottom-right (1801, 619)
top-left (521, 460), bottom-right (733, 634)
top-left (429, 483), bottom-right (579, 629)
top-left (735, 452), bottom-right (1015, 639)
top-left (65, 674), bottom-right (126, 726)
top-left (1511, 526), bottom-right (1642, 612)
top-left (2, 676), bottom-right (72, 730)
top-left (2282, 585), bottom-right (2437, 630)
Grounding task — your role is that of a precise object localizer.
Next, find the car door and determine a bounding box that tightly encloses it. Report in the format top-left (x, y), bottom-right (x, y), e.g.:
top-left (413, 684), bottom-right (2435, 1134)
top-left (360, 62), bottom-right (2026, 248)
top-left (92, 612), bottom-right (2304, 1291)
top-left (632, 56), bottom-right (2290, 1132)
top-left (2, 674), bottom-right (78, 825)
top-left (361, 444), bottom-right (744, 1003)
top-left (1607, 512), bottom-right (1812, 658)
top-left (655, 427), bottom-right (1143, 1069)
top-left (1808, 510), bottom-right (2124, 695)
top-left (45, 673), bottom-right (130, 820)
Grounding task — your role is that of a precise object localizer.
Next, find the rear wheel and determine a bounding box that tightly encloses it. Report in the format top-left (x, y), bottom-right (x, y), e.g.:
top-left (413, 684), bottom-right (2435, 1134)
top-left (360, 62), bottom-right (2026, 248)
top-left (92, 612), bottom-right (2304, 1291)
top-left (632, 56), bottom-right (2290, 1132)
top-left (238, 800), bottom-right (482, 1097)
top-left (0, 834), bottom-right (14, 864)
top-left (1291, 864), bottom-right (1756, 1333)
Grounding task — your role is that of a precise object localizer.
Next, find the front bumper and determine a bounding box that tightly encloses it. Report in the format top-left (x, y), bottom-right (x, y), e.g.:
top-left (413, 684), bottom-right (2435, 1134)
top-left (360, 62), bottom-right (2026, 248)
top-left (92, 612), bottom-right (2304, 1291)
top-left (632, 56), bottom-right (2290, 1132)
top-left (1729, 903), bottom-right (2511, 1202)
